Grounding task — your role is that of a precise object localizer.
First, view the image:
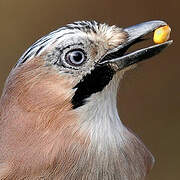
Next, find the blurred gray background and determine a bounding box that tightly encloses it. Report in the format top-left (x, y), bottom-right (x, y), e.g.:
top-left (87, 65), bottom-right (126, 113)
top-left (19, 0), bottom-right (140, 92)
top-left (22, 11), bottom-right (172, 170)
top-left (0, 0), bottom-right (179, 179)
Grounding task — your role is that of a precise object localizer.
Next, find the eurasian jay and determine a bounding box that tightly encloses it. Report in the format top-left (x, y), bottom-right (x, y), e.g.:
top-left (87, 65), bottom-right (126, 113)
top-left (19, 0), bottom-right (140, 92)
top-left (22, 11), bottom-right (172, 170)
top-left (0, 20), bottom-right (172, 179)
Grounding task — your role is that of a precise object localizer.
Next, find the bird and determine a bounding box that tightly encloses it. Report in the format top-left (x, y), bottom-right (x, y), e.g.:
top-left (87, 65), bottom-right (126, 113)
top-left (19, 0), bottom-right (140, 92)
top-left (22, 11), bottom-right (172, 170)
top-left (0, 20), bottom-right (172, 179)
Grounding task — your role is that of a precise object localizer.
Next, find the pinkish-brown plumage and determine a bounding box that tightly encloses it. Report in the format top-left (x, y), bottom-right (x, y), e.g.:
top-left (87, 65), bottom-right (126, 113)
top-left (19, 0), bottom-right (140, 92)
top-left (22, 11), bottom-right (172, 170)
top-left (0, 58), bottom-right (90, 179)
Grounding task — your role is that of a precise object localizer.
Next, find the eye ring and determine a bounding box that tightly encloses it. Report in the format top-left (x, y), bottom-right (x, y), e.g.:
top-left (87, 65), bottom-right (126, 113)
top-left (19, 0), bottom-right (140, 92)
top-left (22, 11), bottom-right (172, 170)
top-left (65, 49), bottom-right (86, 66)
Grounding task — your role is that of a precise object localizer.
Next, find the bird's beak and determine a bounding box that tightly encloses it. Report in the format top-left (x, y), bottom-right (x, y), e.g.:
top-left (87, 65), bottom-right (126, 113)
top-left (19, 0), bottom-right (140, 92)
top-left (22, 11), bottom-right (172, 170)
top-left (98, 20), bottom-right (173, 70)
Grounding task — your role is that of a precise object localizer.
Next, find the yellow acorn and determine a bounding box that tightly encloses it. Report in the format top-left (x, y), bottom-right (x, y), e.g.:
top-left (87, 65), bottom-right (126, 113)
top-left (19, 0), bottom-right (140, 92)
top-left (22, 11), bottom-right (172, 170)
top-left (153, 25), bottom-right (171, 44)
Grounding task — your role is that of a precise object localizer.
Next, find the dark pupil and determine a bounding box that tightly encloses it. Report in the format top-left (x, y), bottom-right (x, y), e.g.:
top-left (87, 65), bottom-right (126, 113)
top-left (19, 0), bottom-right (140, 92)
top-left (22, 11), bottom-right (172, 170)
top-left (71, 51), bottom-right (83, 63)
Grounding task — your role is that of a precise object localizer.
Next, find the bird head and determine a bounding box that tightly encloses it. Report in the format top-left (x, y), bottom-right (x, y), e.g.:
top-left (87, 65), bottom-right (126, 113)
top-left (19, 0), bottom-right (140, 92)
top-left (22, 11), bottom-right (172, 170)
top-left (14, 20), bottom-right (172, 109)
top-left (0, 20), bottom-right (172, 179)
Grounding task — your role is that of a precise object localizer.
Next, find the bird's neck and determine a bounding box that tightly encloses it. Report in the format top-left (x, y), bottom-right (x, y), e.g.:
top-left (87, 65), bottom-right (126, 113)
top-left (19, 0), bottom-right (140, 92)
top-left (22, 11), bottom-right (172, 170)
top-left (77, 73), bottom-right (124, 144)
top-left (75, 73), bottom-right (154, 179)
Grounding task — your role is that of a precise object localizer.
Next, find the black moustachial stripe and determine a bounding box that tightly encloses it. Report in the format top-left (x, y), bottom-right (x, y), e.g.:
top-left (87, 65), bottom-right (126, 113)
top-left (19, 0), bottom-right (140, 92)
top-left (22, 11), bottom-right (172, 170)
top-left (72, 65), bottom-right (115, 109)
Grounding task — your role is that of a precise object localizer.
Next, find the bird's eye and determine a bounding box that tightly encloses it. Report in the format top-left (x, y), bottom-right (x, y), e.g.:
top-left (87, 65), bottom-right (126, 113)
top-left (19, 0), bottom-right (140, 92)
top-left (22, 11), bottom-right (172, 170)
top-left (65, 50), bottom-right (86, 66)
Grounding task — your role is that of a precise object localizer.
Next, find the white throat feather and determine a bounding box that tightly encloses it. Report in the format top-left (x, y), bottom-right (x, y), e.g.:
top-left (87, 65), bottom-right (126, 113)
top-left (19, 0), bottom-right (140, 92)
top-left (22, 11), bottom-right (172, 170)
top-left (75, 72), bottom-right (154, 180)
